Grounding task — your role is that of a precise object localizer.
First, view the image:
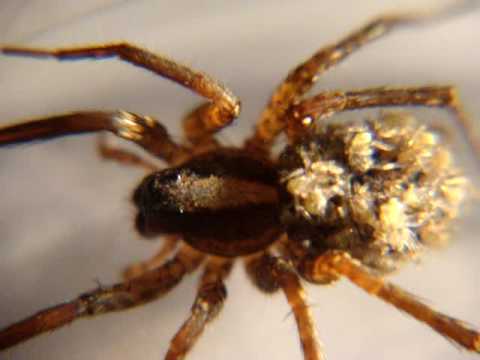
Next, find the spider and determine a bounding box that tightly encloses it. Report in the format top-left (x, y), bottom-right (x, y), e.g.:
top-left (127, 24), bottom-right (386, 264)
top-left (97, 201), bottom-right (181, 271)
top-left (0, 3), bottom-right (479, 360)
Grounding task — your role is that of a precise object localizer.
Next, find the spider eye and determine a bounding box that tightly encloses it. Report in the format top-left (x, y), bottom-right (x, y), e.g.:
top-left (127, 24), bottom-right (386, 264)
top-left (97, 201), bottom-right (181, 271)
top-left (133, 169), bottom-right (186, 213)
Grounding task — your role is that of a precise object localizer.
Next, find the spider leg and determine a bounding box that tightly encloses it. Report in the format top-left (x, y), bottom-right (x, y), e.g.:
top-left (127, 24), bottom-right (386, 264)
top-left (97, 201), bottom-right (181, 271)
top-left (182, 102), bottom-right (222, 147)
top-left (298, 250), bottom-right (480, 353)
top-left (97, 133), bottom-right (159, 171)
top-left (247, 3), bottom-right (473, 153)
top-left (165, 257), bottom-right (233, 360)
top-left (0, 110), bottom-right (189, 164)
top-left (245, 253), bottom-right (325, 360)
top-left (286, 85), bottom-right (480, 159)
top-left (2, 43), bottom-right (240, 138)
top-left (123, 236), bottom-right (180, 280)
top-left (0, 246), bottom-right (204, 351)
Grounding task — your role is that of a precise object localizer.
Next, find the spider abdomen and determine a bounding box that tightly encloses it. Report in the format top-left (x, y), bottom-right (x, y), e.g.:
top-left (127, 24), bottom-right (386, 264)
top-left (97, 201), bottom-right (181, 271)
top-left (133, 149), bottom-right (282, 257)
top-left (279, 112), bottom-right (467, 272)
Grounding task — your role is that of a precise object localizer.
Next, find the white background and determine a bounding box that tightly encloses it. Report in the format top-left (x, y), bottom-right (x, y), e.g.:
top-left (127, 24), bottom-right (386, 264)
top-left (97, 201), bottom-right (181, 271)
top-left (0, 1), bottom-right (479, 359)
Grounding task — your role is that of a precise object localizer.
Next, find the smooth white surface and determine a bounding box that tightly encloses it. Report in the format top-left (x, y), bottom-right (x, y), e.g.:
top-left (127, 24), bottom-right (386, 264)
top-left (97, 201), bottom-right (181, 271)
top-left (0, 1), bottom-right (479, 359)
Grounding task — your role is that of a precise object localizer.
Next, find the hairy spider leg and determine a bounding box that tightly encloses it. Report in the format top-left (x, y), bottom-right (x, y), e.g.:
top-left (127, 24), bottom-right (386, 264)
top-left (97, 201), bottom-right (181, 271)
top-left (165, 258), bottom-right (233, 360)
top-left (286, 86), bottom-right (480, 162)
top-left (1, 42), bottom-right (240, 141)
top-left (247, 3), bottom-right (474, 153)
top-left (0, 110), bottom-right (189, 164)
top-left (1, 41), bottom-right (243, 162)
top-left (182, 102), bottom-right (223, 147)
top-left (246, 253), bottom-right (324, 360)
top-left (0, 246), bottom-right (204, 351)
top-left (299, 250), bottom-right (480, 353)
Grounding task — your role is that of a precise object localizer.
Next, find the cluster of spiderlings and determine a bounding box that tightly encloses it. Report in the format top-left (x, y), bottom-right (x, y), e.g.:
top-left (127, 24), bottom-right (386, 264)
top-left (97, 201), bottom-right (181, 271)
top-left (279, 112), bottom-right (467, 272)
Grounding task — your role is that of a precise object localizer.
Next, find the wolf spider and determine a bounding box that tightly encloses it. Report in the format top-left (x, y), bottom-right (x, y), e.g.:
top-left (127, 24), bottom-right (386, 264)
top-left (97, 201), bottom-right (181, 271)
top-left (0, 4), bottom-right (479, 360)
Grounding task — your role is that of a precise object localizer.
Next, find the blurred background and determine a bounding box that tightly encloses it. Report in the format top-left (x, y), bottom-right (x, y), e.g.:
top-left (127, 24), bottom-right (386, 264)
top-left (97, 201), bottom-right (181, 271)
top-left (0, 1), bottom-right (479, 359)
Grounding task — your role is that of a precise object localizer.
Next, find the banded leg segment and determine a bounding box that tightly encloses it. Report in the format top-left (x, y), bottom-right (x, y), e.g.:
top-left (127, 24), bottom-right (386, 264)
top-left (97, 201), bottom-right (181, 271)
top-left (286, 85), bottom-right (480, 160)
top-left (289, 86), bottom-right (458, 123)
top-left (2, 42), bottom-right (240, 140)
top-left (0, 111), bottom-right (189, 164)
top-left (299, 250), bottom-right (480, 353)
top-left (246, 254), bottom-right (324, 360)
top-left (247, 2), bottom-right (475, 152)
top-left (165, 258), bottom-right (233, 360)
top-left (0, 246), bottom-right (204, 350)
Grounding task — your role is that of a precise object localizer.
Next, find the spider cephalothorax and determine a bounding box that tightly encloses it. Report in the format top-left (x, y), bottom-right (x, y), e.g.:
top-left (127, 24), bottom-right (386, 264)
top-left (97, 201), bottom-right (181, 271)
top-left (133, 149), bottom-right (282, 257)
top-left (1, 3), bottom-right (479, 360)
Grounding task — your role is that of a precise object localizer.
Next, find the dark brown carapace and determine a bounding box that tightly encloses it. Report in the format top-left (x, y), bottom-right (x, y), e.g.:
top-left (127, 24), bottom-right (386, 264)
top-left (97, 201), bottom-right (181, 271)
top-left (134, 149), bottom-right (282, 257)
top-left (1, 3), bottom-right (479, 360)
